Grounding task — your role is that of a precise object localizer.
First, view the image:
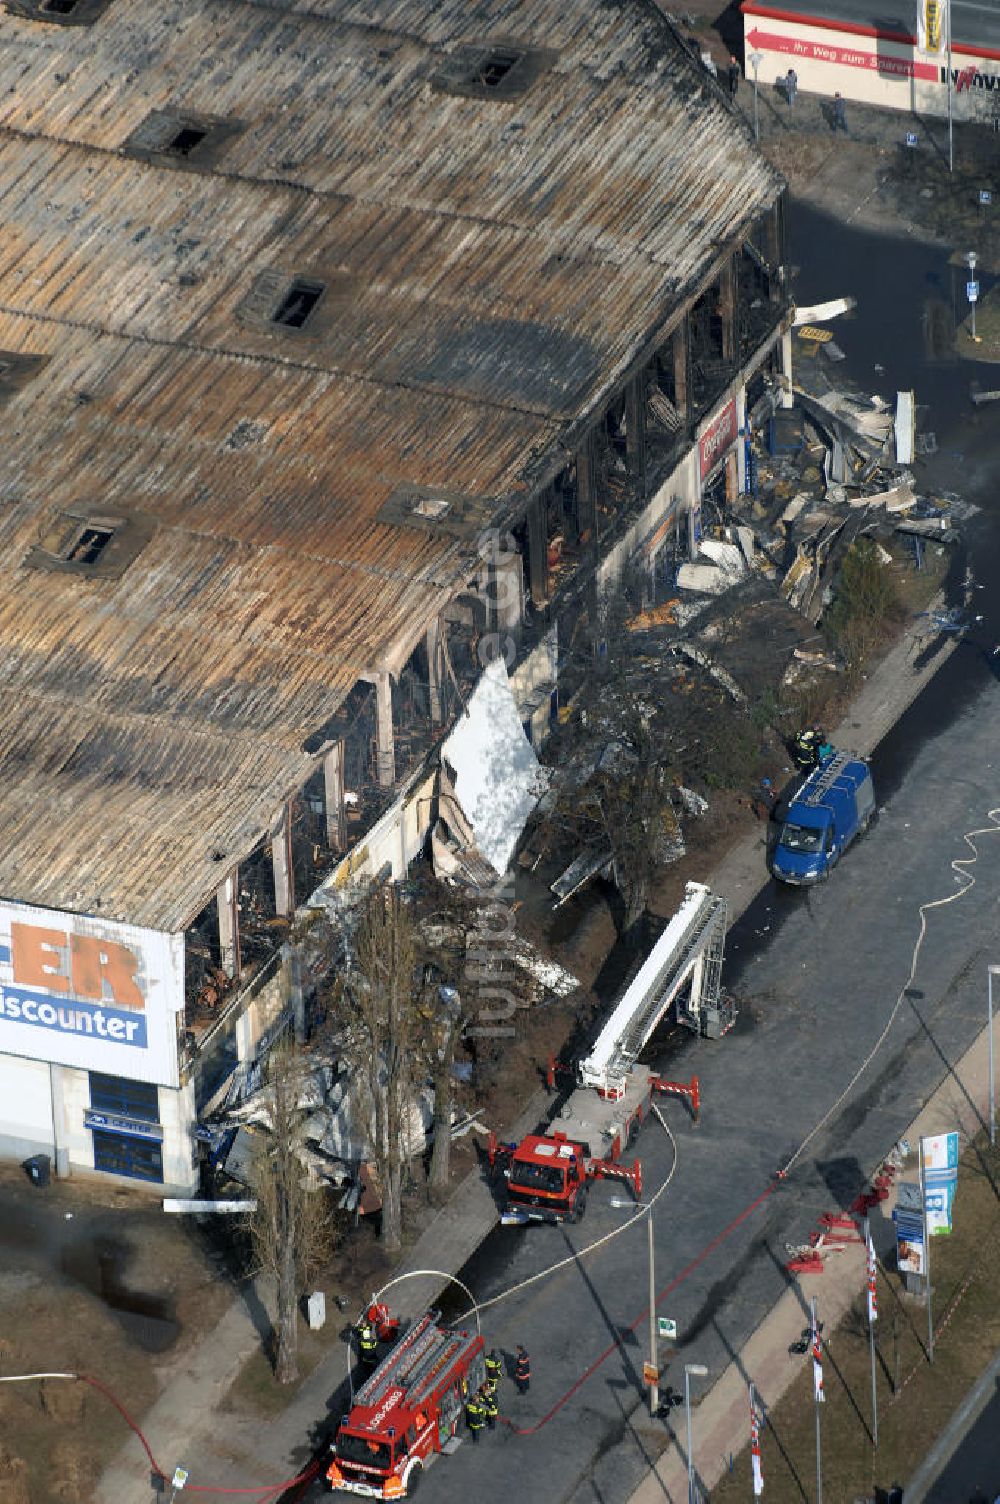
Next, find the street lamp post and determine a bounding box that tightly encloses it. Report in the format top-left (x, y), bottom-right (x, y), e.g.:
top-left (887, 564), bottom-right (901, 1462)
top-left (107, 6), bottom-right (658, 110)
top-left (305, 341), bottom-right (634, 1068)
top-left (749, 52), bottom-right (763, 141)
top-left (611, 1198), bottom-right (659, 1415)
top-left (988, 965), bottom-right (1000, 1146)
top-left (684, 1363), bottom-right (708, 1504)
top-left (946, 0), bottom-right (954, 173)
top-left (968, 251), bottom-right (979, 342)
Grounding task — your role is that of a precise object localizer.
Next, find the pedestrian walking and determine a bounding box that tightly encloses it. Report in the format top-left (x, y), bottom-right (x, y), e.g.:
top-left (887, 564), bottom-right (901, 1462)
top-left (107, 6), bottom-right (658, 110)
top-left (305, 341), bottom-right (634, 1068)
top-left (466, 1393), bottom-right (485, 1442)
top-left (515, 1344), bottom-right (531, 1394)
top-left (832, 91), bottom-right (848, 131)
top-left (786, 67), bottom-right (798, 107)
top-left (728, 54), bottom-right (741, 97)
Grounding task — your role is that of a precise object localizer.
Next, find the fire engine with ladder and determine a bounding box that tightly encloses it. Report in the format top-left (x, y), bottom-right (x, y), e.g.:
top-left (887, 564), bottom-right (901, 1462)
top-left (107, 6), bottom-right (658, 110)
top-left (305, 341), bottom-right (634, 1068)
top-left (326, 1308), bottom-right (485, 1498)
top-left (490, 882), bottom-right (729, 1225)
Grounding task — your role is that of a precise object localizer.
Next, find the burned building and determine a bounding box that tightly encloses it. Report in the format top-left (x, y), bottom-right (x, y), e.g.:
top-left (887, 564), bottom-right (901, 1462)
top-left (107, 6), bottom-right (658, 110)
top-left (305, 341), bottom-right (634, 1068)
top-left (0, 0), bottom-right (791, 1190)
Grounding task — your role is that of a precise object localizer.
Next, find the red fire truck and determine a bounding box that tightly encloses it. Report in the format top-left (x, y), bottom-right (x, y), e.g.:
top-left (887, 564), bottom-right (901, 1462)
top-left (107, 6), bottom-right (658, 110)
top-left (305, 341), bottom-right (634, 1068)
top-left (326, 1309), bottom-right (485, 1498)
top-left (489, 883), bottom-right (729, 1225)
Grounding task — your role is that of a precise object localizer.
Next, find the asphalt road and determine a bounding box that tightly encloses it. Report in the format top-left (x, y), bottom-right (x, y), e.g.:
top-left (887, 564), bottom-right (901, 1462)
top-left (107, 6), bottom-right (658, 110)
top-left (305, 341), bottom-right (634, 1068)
top-left (305, 208), bottom-right (1000, 1504)
top-left (924, 1382), bottom-right (1000, 1504)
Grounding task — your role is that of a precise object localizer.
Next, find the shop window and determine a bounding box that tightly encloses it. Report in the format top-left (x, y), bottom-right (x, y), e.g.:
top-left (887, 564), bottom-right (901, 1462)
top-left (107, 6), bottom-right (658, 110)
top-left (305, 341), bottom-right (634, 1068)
top-left (92, 1131), bottom-right (164, 1183)
top-left (90, 1071), bottom-right (159, 1121)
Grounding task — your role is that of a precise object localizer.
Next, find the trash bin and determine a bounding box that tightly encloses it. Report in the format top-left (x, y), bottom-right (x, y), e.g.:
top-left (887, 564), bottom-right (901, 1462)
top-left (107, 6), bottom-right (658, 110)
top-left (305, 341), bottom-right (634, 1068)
top-left (23, 1153), bottom-right (51, 1188)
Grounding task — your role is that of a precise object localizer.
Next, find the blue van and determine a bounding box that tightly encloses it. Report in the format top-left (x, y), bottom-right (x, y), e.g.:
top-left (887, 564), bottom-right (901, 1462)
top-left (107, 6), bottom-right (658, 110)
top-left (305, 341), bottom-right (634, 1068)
top-left (768, 750), bottom-right (875, 886)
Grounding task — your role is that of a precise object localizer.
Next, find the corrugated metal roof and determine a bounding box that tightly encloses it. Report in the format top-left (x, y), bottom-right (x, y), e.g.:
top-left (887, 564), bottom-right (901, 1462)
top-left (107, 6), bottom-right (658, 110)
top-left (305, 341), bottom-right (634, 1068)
top-left (0, 0), bottom-right (783, 932)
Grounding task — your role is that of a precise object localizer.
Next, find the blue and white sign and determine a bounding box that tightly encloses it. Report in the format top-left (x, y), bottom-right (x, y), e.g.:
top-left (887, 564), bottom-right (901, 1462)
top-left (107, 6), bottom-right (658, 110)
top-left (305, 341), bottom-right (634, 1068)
top-left (980, 190), bottom-right (992, 206)
top-left (0, 901), bottom-right (184, 1086)
top-left (922, 1131), bottom-right (959, 1235)
top-left (84, 1109), bottom-right (164, 1142)
top-left (905, 132), bottom-right (919, 148)
top-left (967, 281), bottom-right (980, 304)
top-left (892, 1207), bottom-right (925, 1275)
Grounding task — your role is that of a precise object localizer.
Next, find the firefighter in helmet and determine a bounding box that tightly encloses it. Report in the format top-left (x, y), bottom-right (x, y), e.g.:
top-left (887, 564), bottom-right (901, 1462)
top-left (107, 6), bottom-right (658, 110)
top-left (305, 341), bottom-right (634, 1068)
top-left (356, 1318), bottom-right (378, 1370)
top-left (485, 1349), bottom-right (503, 1385)
top-left (481, 1378), bottom-right (499, 1430)
top-left (466, 1391), bottom-right (486, 1442)
top-left (793, 725), bottom-right (822, 771)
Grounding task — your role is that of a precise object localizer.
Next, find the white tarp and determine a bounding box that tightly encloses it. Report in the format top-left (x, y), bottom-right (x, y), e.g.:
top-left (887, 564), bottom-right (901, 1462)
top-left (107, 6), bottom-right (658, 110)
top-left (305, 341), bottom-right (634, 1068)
top-left (793, 297), bottom-right (856, 326)
top-left (440, 657), bottom-right (550, 874)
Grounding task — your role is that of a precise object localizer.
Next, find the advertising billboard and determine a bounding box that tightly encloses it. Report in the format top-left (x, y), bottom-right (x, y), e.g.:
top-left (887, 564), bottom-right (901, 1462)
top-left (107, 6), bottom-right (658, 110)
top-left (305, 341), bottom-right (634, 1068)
top-left (699, 398), bottom-right (738, 482)
top-left (922, 1131), bottom-right (960, 1234)
top-left (0, 902), bottom-right (184, 1087)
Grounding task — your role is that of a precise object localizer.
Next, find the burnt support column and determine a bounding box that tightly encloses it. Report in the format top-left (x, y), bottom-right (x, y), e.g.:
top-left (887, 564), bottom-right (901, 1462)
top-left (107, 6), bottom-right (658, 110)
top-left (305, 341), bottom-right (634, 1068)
top-left (323, 740), bottom-right (346, 850)
top-left (764, 198), bottom-right (785, 302)
top-left (625, 373), bottom-right (647, 499)
top-left (426, 620), bottom-right (444, 725)
top-left (672, 317), bottom-right (690, 421)
top-left (779, 327), bottom-right (794, 409)
top-left (375, 670), bottom-right (396, 788)
top-left (270, 803), bottom-right (295, 918)
top-left (719, 257), bottom-right (737, 364)
top-left (526, 496), bottom-right (549, 608)
top-left (577, 434), bottom-right (598, 555)
top-left (218, 867), bottom-right (241, 979)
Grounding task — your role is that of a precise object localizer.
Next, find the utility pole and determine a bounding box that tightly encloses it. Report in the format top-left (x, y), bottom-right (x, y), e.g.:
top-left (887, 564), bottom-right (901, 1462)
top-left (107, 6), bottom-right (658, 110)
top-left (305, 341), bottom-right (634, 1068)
top-left (749, 52), bottom-right (763, 141)
top-left (648, 1205), bottom-right (659, 1416)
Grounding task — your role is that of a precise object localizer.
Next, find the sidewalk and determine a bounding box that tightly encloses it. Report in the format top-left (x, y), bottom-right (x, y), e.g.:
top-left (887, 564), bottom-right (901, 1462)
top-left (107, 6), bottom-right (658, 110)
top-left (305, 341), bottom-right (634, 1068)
top-left (94, 606), bottom-right (961, 1503)
top-left (626, 1002), bottom-right (1000, 1504)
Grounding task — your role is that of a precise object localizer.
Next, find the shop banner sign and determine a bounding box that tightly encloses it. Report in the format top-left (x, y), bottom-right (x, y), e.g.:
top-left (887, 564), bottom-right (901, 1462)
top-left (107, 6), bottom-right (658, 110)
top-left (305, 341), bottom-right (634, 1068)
top-left (922, 1131), bottom-right (959, 1235)
top-left (699, 398), bottom-right (738, 481)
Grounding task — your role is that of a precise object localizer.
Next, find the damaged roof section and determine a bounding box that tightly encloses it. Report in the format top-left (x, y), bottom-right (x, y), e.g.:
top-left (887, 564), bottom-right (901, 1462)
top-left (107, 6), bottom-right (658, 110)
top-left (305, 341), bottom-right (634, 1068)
top-left (0, 0), bottom-right (783, 931)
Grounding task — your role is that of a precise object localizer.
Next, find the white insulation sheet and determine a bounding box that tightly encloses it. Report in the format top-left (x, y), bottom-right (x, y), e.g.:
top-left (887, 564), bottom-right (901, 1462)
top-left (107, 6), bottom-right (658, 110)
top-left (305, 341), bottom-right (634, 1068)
top-left (441, 657), bottom-right (549, 874)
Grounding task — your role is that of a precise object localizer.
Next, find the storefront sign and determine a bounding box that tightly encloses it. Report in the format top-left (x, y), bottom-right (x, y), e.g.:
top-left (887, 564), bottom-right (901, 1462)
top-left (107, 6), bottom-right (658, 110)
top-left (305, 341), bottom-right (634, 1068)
top-left (743, 24), bottom-right (938, 81)
top-left (0, 902), bottom-right (183, 1086)
top-left (699, 399), bottom-right (738, 481)
top-left (84, 1109), bottom-right (165, 1142)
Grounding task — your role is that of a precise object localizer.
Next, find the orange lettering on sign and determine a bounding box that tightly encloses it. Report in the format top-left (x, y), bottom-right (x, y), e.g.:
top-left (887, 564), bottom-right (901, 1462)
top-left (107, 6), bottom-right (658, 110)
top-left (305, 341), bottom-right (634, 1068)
top-left (11, 924), bottom-right (70, 992)
top-left (70, 934), bottom-right (144, 1010)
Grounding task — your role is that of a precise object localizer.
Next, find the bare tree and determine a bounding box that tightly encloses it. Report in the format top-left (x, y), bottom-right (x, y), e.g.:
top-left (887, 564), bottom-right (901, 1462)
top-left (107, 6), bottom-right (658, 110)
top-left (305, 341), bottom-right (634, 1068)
top-left (246, 1045), bottom-right (332, 1384)
top-left (335, 883), bottom-right (421, 1255)
top-left (419, 982), bottom-right (467, 1200)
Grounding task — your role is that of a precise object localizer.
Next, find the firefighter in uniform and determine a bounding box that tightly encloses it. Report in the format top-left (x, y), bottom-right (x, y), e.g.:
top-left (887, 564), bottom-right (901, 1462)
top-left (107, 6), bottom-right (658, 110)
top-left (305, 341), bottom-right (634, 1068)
top-left (481, 1379), bottom-right (499, 1430)
top-left (357, 1320), bottom-right (378, 1370)
top-left (466, 1392), bottom-right (486, 1442)
top-left (485, 1349), bottom-right (503, 1386)
top-left (793, 726), bottom-right (821, 771)
top-left (515, 1345), bottom-right (531, 1394)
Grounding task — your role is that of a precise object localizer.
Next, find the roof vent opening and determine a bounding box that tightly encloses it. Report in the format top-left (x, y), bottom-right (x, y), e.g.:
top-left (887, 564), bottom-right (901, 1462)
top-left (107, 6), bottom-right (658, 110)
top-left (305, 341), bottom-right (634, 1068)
top-left (477, 48), bottom-right (523, 88)
top-left (9, 0), bottom-right (114, 21)
top-left (121, 109), bottom-right (243, 170)
top-left (166, 123), bottom-right (208, 157)
top-left (432, 42), bottom-right (554, 101)
top-left (412, 496), bottom-right (451, 520)
top-left (63, 524), bottom-right (115, 566)
top-left (272, 279), bottom-right (325, 331)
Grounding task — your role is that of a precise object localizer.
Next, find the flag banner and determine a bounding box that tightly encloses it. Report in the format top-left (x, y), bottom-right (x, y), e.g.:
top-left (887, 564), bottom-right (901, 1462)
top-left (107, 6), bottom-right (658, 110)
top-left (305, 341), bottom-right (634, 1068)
top-left (922, 1132), bottom-right (959, 1235)
top-left (866, 1230), bottom-right (878, 1323)
top-left (751, 1395), bottom-right (764, 1498)
top-left (811, 1307), bottom-right (825, 1403)
top-left (917, 0), bottom-right (942, 52)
